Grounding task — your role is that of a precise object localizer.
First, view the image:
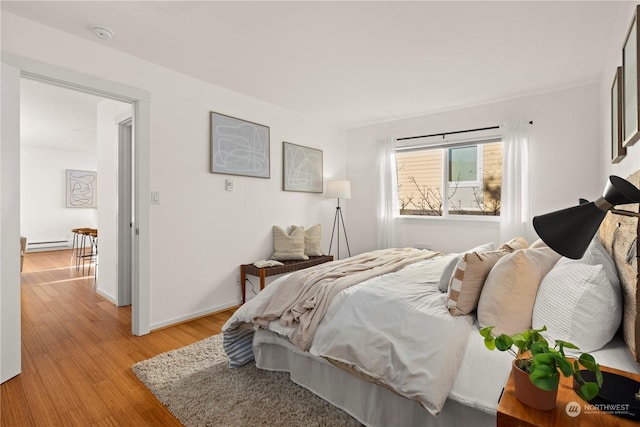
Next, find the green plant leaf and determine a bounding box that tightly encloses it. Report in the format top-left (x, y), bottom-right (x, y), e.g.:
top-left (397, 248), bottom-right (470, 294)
top-left (484, 337), bottom-right (496, 350)
top-left (556, 339), bottom-right (579, 350)
top-left (579, 353), bottom-right (598, 371)
top-left (495, 335), bottom-right (513, 351)
top-left (479, 327), bottom-right (494, 338)
top-left (578, 382), bottom-right (600, 401)
top-left (554, 354), bottom-right (573, 377)
top-left (529, 364), bottom-right (559, 391)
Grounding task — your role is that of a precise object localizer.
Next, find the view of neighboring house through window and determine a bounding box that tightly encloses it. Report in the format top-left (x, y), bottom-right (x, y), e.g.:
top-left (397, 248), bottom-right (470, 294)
top-left (395, 138), bottom-right (502, 216)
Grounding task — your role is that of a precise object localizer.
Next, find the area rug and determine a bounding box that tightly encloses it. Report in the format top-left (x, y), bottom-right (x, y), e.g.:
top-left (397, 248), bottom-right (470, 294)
top-left (132, 334), bottom-right (362, 427)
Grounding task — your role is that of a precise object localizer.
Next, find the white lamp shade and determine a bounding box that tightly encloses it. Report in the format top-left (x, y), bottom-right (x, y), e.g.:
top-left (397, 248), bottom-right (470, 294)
top-left (326, 180), bottom-right (351, 199)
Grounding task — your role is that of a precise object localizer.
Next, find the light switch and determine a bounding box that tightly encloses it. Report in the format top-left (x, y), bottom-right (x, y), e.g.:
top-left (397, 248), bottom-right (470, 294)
top-left (151, 191), bottom-right (160, 204)
top-left (226, 179), bottom-right (234, 192)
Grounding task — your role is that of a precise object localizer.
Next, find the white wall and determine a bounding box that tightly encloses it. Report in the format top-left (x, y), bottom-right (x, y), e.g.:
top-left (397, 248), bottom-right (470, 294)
top-left (346, 84), bottom-right (602, 254)
top-left (1, 12), bottom-right (346, 329)
top-left (600, 2), bottom-right (640, 182)
top-left (20, 146), bottom-right (97, 246)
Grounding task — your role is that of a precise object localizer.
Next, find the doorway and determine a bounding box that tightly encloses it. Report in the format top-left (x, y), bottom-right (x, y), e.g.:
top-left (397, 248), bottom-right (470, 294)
top-left (20, 78), bottom-right (132, 306)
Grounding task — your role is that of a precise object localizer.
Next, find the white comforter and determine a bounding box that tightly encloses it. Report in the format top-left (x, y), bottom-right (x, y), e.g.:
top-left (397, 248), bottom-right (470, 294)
top-left (224, 253), bottom-right (473, 416)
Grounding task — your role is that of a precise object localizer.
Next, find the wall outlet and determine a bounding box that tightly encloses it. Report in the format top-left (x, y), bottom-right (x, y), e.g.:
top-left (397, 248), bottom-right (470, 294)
top-left (235, 274), bottom-right (241, 287)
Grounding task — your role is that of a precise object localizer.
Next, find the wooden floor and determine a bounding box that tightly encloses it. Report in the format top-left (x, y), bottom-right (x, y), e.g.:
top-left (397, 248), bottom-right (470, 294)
top-left (1, 250), bottom-right (236, 427)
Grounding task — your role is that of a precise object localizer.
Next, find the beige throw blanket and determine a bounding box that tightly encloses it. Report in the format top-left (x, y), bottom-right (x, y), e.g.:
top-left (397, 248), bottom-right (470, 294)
top-left (252, 247), bottom-right (441, 351)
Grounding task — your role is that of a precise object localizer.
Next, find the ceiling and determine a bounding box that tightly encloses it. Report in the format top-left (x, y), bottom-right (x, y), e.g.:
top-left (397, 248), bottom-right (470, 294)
top-left (2, 1), bottom-right (626, 129)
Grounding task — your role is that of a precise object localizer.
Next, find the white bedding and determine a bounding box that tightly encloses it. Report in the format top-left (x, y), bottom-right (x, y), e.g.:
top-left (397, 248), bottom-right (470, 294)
top-left (224, 253), bottom-right (475, 416)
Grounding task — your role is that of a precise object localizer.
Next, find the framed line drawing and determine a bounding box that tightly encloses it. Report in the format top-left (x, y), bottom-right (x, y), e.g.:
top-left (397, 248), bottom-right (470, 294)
top-left (612, 67), bottom-right (626, 163)
top-left (623, 5), bottom-right (640, 148)
top-left (283, 142), bottom-right (323, 193)
top-left (66, 169), bottom-right (97, 208)
top-left (210, 111), bottom-right (270, 178)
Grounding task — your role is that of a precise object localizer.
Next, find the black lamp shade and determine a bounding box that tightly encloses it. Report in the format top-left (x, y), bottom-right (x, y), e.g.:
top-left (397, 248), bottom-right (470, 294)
top-left (532, 203), bottom-right (606, 259)
top-left (533, 176), bottom-right (640, 259)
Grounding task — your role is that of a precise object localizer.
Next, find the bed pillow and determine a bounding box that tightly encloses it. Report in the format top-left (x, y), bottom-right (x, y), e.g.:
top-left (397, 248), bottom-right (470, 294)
top-left (581, 237), bottom-right (619, 287)
top-left (529, 238), bottom-right (548, 249)
top-left (271, 226), bottom-right (309, 261)
top-left (498, 236), bottom-right (529, 252)
top-left (477, 247), bottom-right (561, 336)
top-left (437, 242), bottom-right (496, 292)
top-left (446, 250), bottom-right (508, 315)
top-left (532, 260), bottom-right (622, 352)
top-left (291, 224), bottom-right (323, 256)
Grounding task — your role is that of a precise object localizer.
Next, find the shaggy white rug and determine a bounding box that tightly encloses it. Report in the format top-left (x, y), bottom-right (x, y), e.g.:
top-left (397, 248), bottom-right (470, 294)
top-left (132, 334), bottom-right (362, 427)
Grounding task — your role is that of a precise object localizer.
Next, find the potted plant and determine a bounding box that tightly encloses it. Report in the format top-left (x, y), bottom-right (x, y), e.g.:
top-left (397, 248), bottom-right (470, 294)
top-left (480, 325), bottom-right (603, 410)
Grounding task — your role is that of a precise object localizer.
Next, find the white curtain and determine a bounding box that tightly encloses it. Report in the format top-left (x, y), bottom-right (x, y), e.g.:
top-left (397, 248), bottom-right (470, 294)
top-left (376, 137), bottom-right (399, 249)
top-left (499, 120), bottom-right (532, 243)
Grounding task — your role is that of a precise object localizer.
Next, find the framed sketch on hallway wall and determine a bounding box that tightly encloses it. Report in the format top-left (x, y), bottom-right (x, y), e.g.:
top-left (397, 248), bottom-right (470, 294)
top-left (210, 111), bottom-right (270, 178)
top-left (282, 141), bottom-right (323, 193)
top-left (66, 169), bottom-right (97, 208)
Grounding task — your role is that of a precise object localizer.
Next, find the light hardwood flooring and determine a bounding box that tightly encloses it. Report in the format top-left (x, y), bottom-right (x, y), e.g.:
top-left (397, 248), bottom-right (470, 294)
top-left (1, 249), bottom-right (236, 427)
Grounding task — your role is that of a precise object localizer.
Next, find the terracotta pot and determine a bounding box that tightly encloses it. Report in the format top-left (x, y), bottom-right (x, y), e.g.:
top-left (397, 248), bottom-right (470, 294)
top-left (511, 359), bottom-right (558, 411)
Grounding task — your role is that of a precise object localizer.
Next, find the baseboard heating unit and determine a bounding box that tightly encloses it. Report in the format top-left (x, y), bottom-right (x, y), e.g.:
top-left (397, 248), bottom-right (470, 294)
top-left (26, 240), bottom-right (70, 252)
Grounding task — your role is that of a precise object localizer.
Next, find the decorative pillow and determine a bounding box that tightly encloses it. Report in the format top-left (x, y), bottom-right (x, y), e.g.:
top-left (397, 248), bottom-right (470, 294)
top-left (529, 238), bottom-right (548, 249)
top-left (446, 250), bottom-right (508, 315)
top-left (291, 224), bottom-right (323, 256)
top-left (532, 261), bottom-right (622, 352)
top-left (477, 247), bottom-right (561, 336)
top-left (271, 226), bottom-right (309, 261)
top-left (498, 236), bottom-right (529, 252)
top-left (437, 242), bottom-right (496, 292)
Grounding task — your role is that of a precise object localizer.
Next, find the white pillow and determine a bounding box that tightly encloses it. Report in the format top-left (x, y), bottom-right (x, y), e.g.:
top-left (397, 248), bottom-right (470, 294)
top-left (271, 226), bottom-right (309, 261)
top-left (532, 261), bottom-right (622, 353)
top-left (438, 242), bottom-right (496, 292)
top-left (291, 224), bottom-right (323, 256)
top-left (581, 237), bottom-right (619, 287)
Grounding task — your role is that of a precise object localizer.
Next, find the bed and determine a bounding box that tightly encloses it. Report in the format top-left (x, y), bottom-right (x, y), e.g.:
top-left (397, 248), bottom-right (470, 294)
top-left (222, 171), bottom-right (640, 427)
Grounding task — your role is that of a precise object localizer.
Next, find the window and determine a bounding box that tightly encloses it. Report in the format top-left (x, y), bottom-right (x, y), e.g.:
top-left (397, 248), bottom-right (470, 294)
top-left (396, 139), bottom-right (502, 217)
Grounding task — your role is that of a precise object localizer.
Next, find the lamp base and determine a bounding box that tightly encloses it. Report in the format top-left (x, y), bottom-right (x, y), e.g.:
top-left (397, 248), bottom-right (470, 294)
top-left (575, 370), bottom-right (640, 420)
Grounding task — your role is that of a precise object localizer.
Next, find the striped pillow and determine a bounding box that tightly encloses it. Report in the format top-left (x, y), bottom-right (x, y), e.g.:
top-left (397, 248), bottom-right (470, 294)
top-left (446, 250), bottom-right (508, 316)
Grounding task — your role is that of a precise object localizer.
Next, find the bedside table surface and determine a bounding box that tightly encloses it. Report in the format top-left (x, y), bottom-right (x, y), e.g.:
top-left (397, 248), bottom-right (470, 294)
top-left (497, 364), bottom-right (640, 427)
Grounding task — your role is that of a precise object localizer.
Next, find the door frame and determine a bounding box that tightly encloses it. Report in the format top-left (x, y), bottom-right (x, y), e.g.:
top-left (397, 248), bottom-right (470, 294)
top-left (1, 53), bottom-right (151, 336)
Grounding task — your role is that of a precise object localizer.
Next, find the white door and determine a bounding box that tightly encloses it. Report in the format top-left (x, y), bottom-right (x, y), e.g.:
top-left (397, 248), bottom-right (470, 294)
top-left (118, 119), bottom-right (133, 306)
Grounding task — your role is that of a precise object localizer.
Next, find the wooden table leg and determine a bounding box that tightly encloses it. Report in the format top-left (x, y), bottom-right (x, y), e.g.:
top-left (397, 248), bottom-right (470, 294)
top-left (260, 270), bottom-right (266, 291)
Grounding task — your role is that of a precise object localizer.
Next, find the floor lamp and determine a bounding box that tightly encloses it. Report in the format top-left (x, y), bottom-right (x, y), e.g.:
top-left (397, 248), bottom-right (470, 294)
top-left (326, 180), bottom-right (351, 260)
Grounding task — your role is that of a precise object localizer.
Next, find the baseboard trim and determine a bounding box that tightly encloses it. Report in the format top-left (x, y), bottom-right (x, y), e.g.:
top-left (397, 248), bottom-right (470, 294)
top-left (150, 303), bottom-right (240, 331)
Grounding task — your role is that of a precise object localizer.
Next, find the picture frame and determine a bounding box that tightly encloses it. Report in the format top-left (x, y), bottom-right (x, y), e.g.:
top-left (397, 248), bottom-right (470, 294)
top-left (66, 169), bottom-right (97, 208)
top-left (622, 5), bottom-right (640, 148)
top-left (282, 141), bottom-right (323, 193)
top-left (612, 66), bottom-right (626, 163)
top-left (210, 111), bottom-right (270, 178)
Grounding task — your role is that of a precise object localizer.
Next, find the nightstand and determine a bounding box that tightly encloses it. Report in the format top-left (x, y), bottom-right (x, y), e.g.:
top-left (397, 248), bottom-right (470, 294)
top-left (239, 255), bottom-right (333, 303)
top-left (497, 365), bottom-right (640, 426)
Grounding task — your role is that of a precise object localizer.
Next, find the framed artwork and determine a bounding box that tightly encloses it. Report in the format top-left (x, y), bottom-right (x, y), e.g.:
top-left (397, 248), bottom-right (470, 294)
top-left (66, 169), bottom-right (97, 208)
top-left (612, 66), bottom-right (627, 163)
top-left (622, 6), bottom-right (640, 148)
top-left (210, 111), bottom-right (270, 178)
top-left (282, 142), bottom-right (323, 193)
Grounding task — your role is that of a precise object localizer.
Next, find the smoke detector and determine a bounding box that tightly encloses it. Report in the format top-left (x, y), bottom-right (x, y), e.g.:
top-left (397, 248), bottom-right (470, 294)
top-left (91, 26), bottom-right (113, 40)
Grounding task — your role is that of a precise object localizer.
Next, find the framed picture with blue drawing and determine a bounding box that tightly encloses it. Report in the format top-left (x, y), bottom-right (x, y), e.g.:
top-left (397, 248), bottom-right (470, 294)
top-left (282, 141), bottom-right (323, 193)
top-left (210, 111), bottom-right (270, 178)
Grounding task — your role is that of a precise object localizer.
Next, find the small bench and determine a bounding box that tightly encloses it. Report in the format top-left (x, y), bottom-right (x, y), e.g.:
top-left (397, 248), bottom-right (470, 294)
top-left (240, 255), bottom-right (334, 303)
